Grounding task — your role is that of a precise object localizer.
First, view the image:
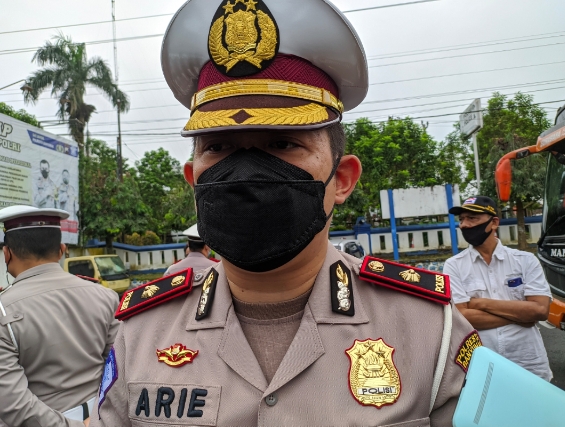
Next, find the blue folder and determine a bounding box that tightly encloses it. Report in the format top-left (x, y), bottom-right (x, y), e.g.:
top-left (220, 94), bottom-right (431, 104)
top-left (453, 346), bottom-right (565, 427)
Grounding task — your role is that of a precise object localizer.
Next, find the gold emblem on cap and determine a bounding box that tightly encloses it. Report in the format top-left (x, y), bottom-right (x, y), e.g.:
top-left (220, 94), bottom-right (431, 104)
top-left (346, 338), bottom-right (401, 408)
top-left (209, 0), bottom-right (277, 73)
top-left (171, 275), bottom-right (185, 287)
top-left (399, 269), bottom-right (421, 283)
top-left (141, 285), bottom-right (160, 299)
top-left (368, 261), bottom-right (385, 273)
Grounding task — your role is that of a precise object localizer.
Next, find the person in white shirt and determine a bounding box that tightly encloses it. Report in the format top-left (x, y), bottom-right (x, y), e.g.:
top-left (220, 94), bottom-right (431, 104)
top-left (444, 195), bottom-right (553, 381)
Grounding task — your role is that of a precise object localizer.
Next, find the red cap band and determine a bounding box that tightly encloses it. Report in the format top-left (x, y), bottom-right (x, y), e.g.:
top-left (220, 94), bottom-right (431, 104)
top-left (197, 53), bottom-right (339, 98)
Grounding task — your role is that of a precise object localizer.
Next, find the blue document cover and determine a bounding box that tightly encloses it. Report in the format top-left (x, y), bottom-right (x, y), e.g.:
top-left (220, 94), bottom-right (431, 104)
top-left (453, 346), bottom-right (565, 427)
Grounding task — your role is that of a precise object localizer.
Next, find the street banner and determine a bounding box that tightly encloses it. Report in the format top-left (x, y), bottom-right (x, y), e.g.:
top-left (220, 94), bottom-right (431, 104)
top-left (0, 113), bottom-right (79, 244)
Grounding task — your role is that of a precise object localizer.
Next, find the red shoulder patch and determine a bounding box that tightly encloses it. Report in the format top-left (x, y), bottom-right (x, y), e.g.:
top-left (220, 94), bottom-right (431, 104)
top-left (358, 256), bottom-right (451, 305)
top-left (116, 269), bottom-right (193, 321)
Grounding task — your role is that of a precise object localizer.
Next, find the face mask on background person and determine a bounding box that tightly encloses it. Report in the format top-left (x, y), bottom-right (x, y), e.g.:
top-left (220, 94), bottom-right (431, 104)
top-left (194, 147), bottom-right (339, 272)
top-left (461, 217), bottom-right (494, 247)
top-left (41, 170), bottom-right (49, 179)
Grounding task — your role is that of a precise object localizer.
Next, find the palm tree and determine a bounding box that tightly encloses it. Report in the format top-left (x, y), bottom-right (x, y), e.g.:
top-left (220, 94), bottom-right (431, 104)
top-left (23, 34), bottom-right (129, 148)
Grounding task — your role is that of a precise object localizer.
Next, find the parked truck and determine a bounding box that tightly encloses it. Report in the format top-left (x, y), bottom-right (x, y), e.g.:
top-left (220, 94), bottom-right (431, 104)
top-left (64, 255), bottom-right (130, 294)
top-left (495, 104), bottom-right (565, 329)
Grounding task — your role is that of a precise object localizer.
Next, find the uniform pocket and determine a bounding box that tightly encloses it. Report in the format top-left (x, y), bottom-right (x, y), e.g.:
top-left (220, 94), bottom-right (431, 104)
top-left (505, 275), bottom-right (525, 301)
top-left (466, 280), bottom-right (487, 299)
top-left (380, 417), bottom-right (430, 427)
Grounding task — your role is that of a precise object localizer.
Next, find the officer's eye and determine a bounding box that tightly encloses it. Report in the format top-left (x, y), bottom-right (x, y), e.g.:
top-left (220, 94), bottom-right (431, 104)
top-left (204, 142), bottom-right (229, 153)
top-left (269, 140), bottom-right (297, 150)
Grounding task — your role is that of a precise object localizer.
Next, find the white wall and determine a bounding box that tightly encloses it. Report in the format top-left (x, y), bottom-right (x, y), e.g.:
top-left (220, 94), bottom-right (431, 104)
top-left (336, 222), bottom-right (542, 255)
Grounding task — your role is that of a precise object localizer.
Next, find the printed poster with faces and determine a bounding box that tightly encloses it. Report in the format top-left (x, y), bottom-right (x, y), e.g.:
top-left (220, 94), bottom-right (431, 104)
top-left (0, 112), bottom-right (79, 244)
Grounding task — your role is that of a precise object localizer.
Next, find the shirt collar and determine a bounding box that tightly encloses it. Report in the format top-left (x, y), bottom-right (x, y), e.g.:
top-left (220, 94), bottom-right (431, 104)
top-left (12, 263), bottom-right (62, 286)
top-left (187, 252), bottom-right (207, 259)
top-left (469, 239), bottom-right (505, 262)
top-left (185, 242), bottom-right (369, 331)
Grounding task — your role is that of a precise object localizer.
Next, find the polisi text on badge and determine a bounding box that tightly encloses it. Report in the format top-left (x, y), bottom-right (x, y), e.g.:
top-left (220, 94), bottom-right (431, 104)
top-left (358, 387), bottom-right (397, 395)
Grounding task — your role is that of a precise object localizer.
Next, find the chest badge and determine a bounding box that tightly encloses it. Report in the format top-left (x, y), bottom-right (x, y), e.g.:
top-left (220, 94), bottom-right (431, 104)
top-left (346, 338), bottom-right (401, 408)
top-left (156, 343), bottom-right (199, 368)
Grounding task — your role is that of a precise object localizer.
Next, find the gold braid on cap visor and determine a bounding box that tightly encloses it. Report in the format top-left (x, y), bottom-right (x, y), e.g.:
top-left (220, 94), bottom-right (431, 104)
top-left (185, 79), bottom-right (343, 131)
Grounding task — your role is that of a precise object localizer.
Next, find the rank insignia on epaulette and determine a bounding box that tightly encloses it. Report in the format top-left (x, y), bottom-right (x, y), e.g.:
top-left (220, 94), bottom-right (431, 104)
top-left (115, 269), bottom-right (193, 321)
top-left (330, 261), bottom-right (355, 316)
top-left (195, 269), bottom-right (219, 321)
top-left (359, 257), bottom-right (451, 305)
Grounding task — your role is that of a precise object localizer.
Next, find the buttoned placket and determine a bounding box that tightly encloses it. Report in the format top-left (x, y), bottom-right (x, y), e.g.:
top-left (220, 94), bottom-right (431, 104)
top-left (473, 243), bottom-right (507, 356)
top-left (185, 245), bottom-right (370, 426)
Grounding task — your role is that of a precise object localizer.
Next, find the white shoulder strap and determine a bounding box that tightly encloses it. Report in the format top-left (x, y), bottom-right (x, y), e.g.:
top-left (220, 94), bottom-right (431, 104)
top-left (0, 296), bottom-right (18, 351)
top-left (429, 303), bottom-right (452, 414)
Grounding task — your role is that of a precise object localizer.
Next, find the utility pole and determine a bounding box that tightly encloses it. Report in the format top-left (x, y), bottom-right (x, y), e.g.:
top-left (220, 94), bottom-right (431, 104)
top-left (112, 0), bottom-right (123, 181)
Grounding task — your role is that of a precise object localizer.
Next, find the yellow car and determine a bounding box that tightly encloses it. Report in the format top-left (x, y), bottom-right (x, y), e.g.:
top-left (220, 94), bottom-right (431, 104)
top-left (64, 255), bottom-right (130, 294)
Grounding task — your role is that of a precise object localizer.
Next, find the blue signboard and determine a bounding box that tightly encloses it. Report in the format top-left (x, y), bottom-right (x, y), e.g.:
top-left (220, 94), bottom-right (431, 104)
top-left (27, 130), bottom-right (79, 158)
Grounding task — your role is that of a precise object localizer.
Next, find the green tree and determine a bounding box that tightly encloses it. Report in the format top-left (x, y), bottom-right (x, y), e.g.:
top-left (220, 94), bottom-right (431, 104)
top-left (336, 118), bottom-right (469, 228)
top-left (23, 34), bottom-right (129, 147)
top-left (80, 138), bottom-right (148, 248)
top-left (135, 148), bottom-right (194, 240)
top-left (0, 103), bottom-right (42, 128)
top-left (479, 92), bottom-right (550, 250)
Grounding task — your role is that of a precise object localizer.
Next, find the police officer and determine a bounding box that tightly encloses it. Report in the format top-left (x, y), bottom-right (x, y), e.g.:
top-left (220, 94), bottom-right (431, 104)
top-left (164, 224), bottom-right (216, 276)
top-left (93, 1), bottom-right (477, 425)
top-left (0, 205), bottom-right (120, 427)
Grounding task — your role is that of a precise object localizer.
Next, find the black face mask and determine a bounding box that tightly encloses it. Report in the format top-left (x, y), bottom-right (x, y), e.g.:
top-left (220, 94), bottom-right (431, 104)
top-left (195, 147), bottom-right (339, 272)
top-left (461, 217), bottom-right (493, 247)
top-left (41, 170), bottom-right (49, 179)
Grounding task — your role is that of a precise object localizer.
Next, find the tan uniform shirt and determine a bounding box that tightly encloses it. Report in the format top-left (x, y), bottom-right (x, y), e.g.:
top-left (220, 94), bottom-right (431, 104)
top-left (93, 246), bottom-right (475, 427)
top-left (164, 252), bottom-right (217, 277)
top-left (0, 263), bottom-right (120, 427)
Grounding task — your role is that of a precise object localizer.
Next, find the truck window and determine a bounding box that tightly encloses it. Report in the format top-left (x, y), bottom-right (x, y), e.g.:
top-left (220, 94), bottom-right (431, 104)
top-left (344, 242), bottom-right (363, 258)
top-left (68, 260), bottom-right (95, 278)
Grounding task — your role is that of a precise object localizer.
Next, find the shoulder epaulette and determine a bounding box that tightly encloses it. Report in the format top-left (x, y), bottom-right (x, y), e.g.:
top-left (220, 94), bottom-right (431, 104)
top-left (115, 268), bottom-right (194, 320)
top-left (359, 257), bottom-right (450, 305)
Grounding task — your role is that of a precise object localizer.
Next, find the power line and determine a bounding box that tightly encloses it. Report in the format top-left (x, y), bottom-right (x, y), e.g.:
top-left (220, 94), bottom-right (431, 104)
top-left (360, 79), bottom-right (565, 105)
top-left (343, 0), bottom-right (440, 13)
top-left (0, 13), bottom-right (174, 36)
top-left (369, 41), bottom-right (565, 68)
top-left (370, 60), bottom-right (565, 85)
top-left (0, 33), bottom-right (164, 56)
top-left (0, 0), bottom-right (438, 38)
top-left (368, 31), bottom-right (565, 61)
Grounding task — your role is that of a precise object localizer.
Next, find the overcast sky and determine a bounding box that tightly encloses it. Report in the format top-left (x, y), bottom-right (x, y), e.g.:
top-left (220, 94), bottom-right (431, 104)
top-left (1, 0), bottom-right (564, 164)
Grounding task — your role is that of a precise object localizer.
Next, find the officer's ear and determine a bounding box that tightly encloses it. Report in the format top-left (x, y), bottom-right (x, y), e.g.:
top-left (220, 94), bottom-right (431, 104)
top-left (334, 155), bottom-right (362, 205)
top-left (183, 162), bottom-right (195, 187)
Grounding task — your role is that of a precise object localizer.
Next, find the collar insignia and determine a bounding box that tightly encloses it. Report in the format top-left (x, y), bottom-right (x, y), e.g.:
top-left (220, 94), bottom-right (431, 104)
top-left (195, 269), bottom-right (219, 320)
top-left (359, 256), bottom-right (451, 305)
top-left (115, 269), bottom-right (193, 320)
top-left (346, 338), bottom-right (401, 408)
top-left (330, 261), bottom-right (355, 316)
top-left (156, 343), bottom-right (199, 368)
top-left (208, 0), bottom-right (279, 77)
